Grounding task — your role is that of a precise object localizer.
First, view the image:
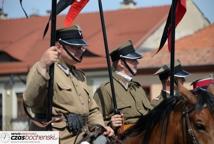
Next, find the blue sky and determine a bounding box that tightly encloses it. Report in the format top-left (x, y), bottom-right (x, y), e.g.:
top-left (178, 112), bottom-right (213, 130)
top-left (1, 0), bottom-right (214, 23)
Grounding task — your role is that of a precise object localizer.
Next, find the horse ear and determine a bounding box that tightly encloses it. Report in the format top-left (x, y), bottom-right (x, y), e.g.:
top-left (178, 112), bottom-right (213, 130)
top-left (207, 84), bottom-right (214, 95)
top-left (177, 80), bottom-right (197, 104)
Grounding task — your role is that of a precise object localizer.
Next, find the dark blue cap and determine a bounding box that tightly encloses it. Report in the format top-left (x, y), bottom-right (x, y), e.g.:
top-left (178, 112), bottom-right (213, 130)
top-left (155, 60), bottom-right (190, 80)
top-left (57, 25), bottom-right (87, 46)
top-left (110, 40), bottom-right (142, 62)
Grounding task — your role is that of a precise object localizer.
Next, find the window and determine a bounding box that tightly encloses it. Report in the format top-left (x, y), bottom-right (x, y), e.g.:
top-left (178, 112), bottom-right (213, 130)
top-left (11, 92), bottom-right (29, 130)
top-left (16, 93), bottom-right (27, 119)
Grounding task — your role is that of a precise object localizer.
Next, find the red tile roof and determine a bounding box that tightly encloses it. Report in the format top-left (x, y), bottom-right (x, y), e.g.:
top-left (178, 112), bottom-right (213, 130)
top-left (5, 7), bottom-right (214, 74)
top-left (0, 62), bottom-right (29, 75)
top-left (138, 24), bottom-right (214, 69)
top-left (0, 6), bottom-right (170, 75)
top-left (77, 24), bottom-right (214, 71)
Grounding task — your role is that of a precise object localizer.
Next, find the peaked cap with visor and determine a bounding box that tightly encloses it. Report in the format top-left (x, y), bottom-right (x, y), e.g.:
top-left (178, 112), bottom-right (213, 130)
top-left (110, 40), bottom-right (142, 62)
top-left (56, 25), bottom-right (87, 46)
top-left (154, 60), bottom-right (190, 80)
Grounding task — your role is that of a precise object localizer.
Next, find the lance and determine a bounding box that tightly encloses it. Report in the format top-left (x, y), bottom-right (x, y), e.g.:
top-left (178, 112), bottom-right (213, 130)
top-left (46, 0), bottom-right (57, 130)
top-left (169, 0), bottom-right (177, 97)
top-left (97, 0), bottom-right (119, 114)
top-left (157, 0), bottom-right (186, 96)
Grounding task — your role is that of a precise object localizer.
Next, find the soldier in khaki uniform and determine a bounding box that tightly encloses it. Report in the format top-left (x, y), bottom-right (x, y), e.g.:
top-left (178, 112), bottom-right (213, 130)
top-left (23, 25), bottom-right (113, 144)
top-left (151, 60), bottom-right (190, 107)
top-left (94, 40), bottom-right (153, 133)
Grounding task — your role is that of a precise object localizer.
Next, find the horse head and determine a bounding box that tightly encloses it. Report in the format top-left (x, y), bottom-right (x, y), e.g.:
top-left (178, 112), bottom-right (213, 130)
top-left (120, 83), bottom-right (214, 144)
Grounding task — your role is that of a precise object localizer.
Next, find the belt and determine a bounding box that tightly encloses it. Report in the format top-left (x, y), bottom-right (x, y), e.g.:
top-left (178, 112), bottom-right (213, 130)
top-left (32, 113), bottom-right (64, 128)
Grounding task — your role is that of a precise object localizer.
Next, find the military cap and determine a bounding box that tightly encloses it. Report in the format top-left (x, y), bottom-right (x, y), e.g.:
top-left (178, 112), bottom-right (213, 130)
top-left (154, 60), bottom-right (190, 80)
top-left (56, 25), bottom-right (87, 46)
top-left (191, 77), bottom-right (214, 89)
top-left (110, 40), bottom-right (142, 62)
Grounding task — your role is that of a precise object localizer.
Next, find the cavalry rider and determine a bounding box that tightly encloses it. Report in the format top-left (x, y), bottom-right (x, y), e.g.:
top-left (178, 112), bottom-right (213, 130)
top-left (151, 60), bottom-right (190, 107)
top-left (94, 40), bottom-right (153, 134)
top-left (23, 25), bottom-right (114, 144)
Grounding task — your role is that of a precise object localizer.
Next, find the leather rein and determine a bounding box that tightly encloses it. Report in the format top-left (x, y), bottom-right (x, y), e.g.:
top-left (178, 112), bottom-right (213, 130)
top-left (182, 107), bottom-right (200, 144)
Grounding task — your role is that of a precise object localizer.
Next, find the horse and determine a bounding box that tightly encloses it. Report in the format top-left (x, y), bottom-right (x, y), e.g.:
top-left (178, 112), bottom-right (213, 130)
top-left (78, 84), bottom-right (214, 144)
top-left (119, 85), bottom-right (214, 144)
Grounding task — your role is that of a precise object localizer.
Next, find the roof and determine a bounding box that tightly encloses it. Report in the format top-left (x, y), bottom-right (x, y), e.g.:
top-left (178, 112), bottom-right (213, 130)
top-left (138, 23), bottom-right (214, 69)
top-left (2, 6), bottom-right (213, 75)
top-left (0, 6), bottom-right (169, 75)
top-left (79, 24), bottom-right (214, 72)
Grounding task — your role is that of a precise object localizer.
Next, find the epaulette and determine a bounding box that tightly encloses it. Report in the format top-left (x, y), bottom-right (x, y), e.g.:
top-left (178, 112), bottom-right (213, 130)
top-left (131, 81), bottom-right (141, 87)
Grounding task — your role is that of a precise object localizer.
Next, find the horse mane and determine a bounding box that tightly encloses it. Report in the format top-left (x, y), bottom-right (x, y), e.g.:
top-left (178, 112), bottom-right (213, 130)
top-left (120, 89), bottom-right (214, 144)
top-left (120, 95), bottom-right (185, 144)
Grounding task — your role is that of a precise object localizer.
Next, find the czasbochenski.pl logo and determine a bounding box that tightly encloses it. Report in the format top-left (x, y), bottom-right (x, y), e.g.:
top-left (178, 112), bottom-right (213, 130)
top-left (0, 131), bottom-right (59, 144)
top-left (0, 132), bottom-right (10, 143)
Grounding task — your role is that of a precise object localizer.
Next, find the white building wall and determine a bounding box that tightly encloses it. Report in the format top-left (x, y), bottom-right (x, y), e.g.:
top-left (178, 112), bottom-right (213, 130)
top-left (0, 76), bottom-right (26, 130)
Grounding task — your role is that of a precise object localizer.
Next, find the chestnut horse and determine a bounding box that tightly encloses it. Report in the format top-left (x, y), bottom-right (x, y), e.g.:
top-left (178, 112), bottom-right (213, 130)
top-left (78, 85), bottom-right (214, 144)
top-left (119, 87), bottom-right (214, 144)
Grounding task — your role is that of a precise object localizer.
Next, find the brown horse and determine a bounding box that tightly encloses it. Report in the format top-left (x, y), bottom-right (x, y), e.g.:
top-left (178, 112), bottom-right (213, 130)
top-left (119, 87), bottom-right (214, 144)
top-left (78, 85), bottom-right (214, 144)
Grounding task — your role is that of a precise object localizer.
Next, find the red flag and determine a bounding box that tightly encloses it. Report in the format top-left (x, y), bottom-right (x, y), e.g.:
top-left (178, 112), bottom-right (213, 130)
top-left (64, 0), bottom-right (89, 27)
top-left (157, 0), bottom-right (186, 53)
top-left (168, 0), bottom-right (186, 51)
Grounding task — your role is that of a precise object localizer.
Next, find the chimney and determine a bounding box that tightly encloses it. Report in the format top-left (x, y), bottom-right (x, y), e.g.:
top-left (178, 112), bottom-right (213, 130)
top-left (0, 8), bottom-right (8, 19)
top-left (30, 9), bottom-right (40, 17)
top-left (120, 0), bottom-right (137, 9)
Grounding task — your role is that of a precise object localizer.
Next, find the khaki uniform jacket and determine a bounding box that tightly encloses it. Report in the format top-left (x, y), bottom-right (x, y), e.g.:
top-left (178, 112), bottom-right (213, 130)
top-left (23, 61), bottom-right (105, 144)
top-left (94, 72), bottom-right (153, 124)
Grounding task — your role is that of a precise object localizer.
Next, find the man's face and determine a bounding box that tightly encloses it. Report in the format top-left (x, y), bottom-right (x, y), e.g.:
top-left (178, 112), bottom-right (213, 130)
top-left (175, 77), bottom-right (186, 85)
top-left (123, 59), bottom-right (139, 75)
top-left (60, 44), bottom-right (86, 64)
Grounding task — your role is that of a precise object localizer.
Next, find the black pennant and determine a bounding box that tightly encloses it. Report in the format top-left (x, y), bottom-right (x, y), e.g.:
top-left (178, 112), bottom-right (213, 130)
top-left (19, 0), bottom-right (28, 18)
top-left (43, 0), bottom-right (74, 38)
top-left (56, 0), bottom-right (74, 15)
top-left (156, 6), bottom-right (173, 54)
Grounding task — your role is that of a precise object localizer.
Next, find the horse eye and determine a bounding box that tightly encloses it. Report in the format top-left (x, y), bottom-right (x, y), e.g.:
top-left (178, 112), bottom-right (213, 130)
top-left (194, 123), bottom-right (206, 132)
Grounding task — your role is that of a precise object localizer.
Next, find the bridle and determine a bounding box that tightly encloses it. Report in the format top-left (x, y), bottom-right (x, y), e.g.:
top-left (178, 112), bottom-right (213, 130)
top-left (182, 107), bottom-right (200, 144)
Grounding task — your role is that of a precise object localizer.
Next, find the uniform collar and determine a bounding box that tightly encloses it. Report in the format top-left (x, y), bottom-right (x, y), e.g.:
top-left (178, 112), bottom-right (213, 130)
top-left (114, 72), bottom-right (132, 90)
top-left (57, 60), bottom-right (75, 76)
top-left (115, 71), bottom-right (132, 82)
